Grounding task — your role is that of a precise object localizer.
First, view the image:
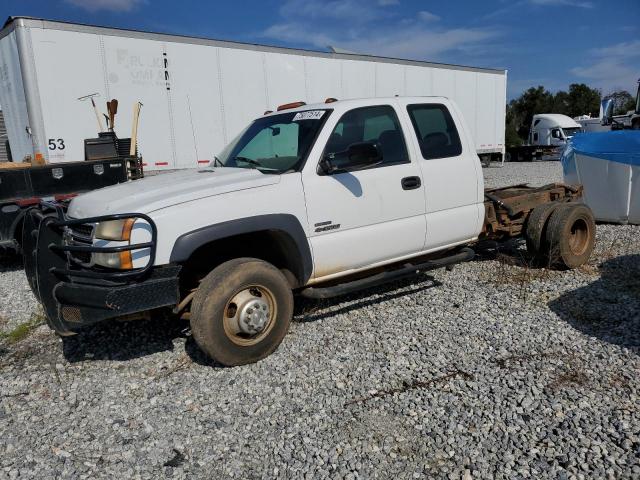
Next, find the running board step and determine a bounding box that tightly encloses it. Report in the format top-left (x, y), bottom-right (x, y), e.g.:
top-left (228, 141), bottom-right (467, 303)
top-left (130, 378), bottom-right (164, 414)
top-left (300, 247), bottom-right (475, 300)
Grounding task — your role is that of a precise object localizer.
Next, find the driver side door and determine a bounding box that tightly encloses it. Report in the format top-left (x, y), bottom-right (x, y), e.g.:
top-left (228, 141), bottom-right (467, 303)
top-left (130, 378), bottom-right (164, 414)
top-left (301, 104), bottom-right (426, 280)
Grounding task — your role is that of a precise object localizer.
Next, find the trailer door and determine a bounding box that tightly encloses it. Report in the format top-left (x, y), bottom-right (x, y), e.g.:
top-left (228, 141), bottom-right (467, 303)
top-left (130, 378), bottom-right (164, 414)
top-left (28, 28), bottom-right (105, 164)
top-left (0, 31), bottom-right (32, 162)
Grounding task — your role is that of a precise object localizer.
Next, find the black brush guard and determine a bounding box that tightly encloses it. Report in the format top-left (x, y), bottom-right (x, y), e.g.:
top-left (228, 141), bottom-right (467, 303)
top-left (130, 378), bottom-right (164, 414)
top-left (23, 204), bottom-right (180, 335)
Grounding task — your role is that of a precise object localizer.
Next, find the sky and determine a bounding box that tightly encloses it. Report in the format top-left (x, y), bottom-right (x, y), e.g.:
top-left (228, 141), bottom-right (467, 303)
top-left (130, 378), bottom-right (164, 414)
top-left (1, 0), bottom-right (638, 99)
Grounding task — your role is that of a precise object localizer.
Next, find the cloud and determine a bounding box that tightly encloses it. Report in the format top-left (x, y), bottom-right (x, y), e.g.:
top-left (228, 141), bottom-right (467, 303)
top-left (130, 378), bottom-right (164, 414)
top-left (377, 0), bottom-right (399, 5)
top-left (64, 0), bottom-right (146, 12)
top-left (278, 0), bottom-right (380, 24)
top-left (483, 0), bottom-right (592, 20)
top-left (418, 10), bottom-right (441, 22)
top-left (528, 0), bottom-right (593, 7)
top-left (263, 24), bottom-right (335, 49)
top-left (570, 40), bottom-right (640, 92)
top-left (590, 40), bottom-right (640, 58)
top-left (339, 27), bottom-right (499, 60)
top-left (263, 0), bottom-right (501, 63)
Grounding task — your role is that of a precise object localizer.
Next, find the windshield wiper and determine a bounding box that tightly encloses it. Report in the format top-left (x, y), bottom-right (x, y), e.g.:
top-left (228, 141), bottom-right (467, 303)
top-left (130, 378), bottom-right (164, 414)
top-left (233, 156), bottom-right (280, 174)
top-left (234, 156), bottom-right (262, 167)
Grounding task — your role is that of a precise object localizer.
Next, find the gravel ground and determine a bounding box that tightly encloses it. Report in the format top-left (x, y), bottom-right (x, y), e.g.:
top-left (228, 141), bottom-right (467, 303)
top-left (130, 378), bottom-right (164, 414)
top-left (1, 162), bottom-right (639, 479)
top-left (483, 160), bottom-right (563, 188)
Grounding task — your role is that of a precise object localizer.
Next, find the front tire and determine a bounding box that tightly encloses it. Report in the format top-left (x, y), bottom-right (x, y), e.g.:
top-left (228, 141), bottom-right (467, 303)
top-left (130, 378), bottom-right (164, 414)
top-left (190, 258), bottom-right (294, 366)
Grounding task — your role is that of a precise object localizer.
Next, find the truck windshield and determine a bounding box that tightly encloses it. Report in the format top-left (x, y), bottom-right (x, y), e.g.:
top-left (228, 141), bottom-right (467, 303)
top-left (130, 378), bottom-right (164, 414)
top-left (216, 110), bottom-right (330, 173)
top-left (563, 127), bottom-right (582, 138)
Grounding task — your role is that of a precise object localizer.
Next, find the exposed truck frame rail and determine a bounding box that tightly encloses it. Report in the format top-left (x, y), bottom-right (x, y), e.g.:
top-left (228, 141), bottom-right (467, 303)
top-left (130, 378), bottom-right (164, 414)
top-left (481, 182), bottom-right (594, 270)
top-left (482, 183), bottom-right (582, 238)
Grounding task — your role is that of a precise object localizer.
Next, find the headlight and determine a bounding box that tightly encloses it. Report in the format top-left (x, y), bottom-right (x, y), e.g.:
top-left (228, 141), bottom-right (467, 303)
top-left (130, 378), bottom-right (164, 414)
top-left (93, 218), bottom-right (136, 269)
top-left (95, 219), bottom-right (135, 241)
top-left (92, 251), bottom-right (133, 270)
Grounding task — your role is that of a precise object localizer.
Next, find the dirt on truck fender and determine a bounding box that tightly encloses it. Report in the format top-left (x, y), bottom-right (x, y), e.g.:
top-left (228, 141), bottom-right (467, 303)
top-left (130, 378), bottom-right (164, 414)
top-left (23, 97), bottom-right (596, 366)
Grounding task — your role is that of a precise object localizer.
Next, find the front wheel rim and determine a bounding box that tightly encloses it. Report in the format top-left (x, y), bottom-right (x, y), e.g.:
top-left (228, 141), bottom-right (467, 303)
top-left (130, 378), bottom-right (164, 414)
top-left (222, 285), bottom-right (277, 346)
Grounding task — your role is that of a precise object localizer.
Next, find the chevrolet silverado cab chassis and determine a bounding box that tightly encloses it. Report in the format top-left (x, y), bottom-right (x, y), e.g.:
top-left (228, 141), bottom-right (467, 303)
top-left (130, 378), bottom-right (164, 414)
top-left (23, 97), bottom-right (596, 365)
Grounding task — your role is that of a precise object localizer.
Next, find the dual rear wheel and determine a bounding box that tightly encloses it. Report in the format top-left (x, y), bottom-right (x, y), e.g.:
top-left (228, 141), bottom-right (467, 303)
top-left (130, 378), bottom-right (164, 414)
top-left (526, 202), bottom-right (595, 269)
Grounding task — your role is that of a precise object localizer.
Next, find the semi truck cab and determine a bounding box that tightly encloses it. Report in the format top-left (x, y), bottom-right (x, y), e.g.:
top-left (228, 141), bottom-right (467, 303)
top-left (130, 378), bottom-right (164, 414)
top-left (529, 114), bottom-right (583, 147)
top-left (599, 78), bottom-right (640, 130)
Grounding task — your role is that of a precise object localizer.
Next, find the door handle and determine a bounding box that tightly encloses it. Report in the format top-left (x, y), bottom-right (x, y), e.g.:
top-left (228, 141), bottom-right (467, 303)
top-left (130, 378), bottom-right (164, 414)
top-left (401, 176), bottom-right (421, 190)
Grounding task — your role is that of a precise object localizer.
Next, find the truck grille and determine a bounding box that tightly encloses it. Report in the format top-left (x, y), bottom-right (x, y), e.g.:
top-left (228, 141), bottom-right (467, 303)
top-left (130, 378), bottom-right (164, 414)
top-left (70, 223), bottom-right (94, 241)
top-left (68, 223), bottom-right (95, 264)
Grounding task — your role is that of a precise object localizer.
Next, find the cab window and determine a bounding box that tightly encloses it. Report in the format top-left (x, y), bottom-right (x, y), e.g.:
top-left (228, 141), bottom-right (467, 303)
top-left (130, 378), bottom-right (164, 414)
top-left (219, 110), bottom-right (330, 173)
top-left (238, 123), bottom-right (299, 160)
top-left (407, 104), bottom-right (462, 160)
top-left (323, 105), bottom-right (409, 168)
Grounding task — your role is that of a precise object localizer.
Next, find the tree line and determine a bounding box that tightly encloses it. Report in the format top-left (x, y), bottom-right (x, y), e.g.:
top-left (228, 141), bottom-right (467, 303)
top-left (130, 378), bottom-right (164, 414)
top-left (506, 83), bottom-right (636, 145)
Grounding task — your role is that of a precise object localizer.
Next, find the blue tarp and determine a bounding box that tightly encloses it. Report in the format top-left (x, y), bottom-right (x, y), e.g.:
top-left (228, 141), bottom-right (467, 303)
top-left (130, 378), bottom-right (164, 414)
top-left (563, 131), bottom-right (640, 166)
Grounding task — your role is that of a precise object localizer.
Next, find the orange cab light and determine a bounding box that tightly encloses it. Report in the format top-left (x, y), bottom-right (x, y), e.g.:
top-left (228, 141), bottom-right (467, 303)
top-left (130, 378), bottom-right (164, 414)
top-left (264, 110), bottom-right (273, 115)
top-left (325, 97), bottom-right (338, 103)
top-left (277, 101), bottom-right (306, 111)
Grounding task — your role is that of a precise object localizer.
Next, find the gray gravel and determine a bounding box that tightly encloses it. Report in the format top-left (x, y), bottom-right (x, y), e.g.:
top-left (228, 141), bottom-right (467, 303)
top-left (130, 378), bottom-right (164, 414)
top-left (484, 160), bottom-right (563, 188)
top-left (1, 162), bottom-right (639, 479)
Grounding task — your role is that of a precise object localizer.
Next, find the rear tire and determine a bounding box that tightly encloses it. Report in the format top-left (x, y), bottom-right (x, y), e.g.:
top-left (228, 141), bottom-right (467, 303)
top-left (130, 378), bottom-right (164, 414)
top-left (545, 204), bottom-right (596, 269)
top-left (190, 258), bottom-right (293, 366)
top-left (525, 201), bottom-right (561, 262)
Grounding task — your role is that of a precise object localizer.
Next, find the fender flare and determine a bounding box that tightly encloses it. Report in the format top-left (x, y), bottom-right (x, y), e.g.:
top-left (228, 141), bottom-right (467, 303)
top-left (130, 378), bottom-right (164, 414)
top-left (169, 214), bottom-right (313, 284)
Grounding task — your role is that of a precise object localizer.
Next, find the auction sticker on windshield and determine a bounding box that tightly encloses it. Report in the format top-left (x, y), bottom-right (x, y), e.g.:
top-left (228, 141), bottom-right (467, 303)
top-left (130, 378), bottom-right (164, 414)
top-left (292, 110), bottom-right (325, 121)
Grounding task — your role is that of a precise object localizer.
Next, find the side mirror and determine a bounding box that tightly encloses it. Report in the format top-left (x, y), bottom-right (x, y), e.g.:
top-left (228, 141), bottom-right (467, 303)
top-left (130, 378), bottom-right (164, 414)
top-left (320, 142), bottom-right (382, 174)
top-left (600, 98), bottom-right (614, 125)
top-left (347, 142), bottom-right (382, 168)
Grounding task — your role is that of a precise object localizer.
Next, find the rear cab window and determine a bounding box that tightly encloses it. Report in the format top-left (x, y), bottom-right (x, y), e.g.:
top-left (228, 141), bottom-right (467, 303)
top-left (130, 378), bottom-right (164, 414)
top-left (407, 104), bottom-right (462, 160)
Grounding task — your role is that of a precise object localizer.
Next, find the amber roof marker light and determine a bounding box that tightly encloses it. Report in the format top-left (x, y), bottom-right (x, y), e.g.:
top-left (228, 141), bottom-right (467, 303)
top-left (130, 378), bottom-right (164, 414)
top-left (277, 101), bottom-right (306, 111)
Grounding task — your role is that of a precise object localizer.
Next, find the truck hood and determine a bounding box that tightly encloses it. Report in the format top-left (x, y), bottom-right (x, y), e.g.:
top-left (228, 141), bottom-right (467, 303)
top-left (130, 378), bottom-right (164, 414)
top-left (67, 167), bottom-right (280, 218)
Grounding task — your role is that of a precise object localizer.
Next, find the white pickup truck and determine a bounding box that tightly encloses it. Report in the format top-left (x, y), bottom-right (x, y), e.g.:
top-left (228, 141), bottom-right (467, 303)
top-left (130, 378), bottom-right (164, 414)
top-left (23, 97), bottom-right (596, 365)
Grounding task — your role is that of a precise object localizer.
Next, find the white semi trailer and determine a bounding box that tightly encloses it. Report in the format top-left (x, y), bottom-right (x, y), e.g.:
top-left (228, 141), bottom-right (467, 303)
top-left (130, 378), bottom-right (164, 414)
top-left (0, 16), bottom-right (507, 171)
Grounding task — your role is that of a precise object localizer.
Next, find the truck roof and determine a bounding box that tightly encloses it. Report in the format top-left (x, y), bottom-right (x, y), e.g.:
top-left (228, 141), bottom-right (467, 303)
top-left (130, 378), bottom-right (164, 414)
top-left (265, 96), bottom-right (451, 116)
top-left (532, 114), bottom-right (581, 129)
